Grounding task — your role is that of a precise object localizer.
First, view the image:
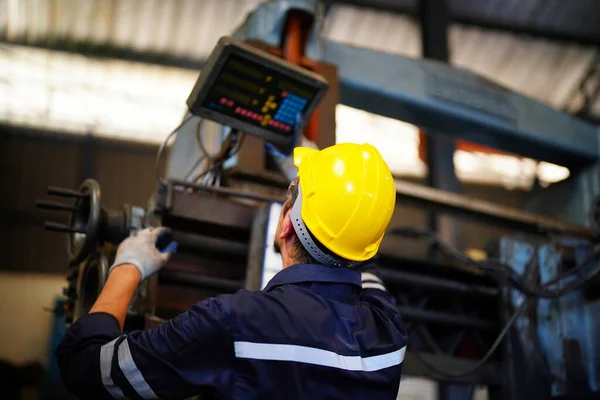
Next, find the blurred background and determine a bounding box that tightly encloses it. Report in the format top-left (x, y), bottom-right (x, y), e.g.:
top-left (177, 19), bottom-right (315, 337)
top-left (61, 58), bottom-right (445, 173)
top-left (0, 0), bottom-right (599, 399)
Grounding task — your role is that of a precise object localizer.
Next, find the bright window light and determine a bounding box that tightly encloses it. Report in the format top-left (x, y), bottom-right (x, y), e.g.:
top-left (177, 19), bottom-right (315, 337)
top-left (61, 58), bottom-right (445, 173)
top-left (336, 104), bottom-right (427, 178)
top-left (537, 161), bottom-right (570, 186)
top-left (336, 105), bottom-right (570, 189)
top-left (0, 44), bottom-right (198, 143)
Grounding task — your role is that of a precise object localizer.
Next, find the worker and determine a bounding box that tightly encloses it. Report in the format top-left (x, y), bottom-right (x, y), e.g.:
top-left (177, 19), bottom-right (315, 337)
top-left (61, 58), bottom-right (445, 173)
top-left (56, 142), bottom-right (406, 399)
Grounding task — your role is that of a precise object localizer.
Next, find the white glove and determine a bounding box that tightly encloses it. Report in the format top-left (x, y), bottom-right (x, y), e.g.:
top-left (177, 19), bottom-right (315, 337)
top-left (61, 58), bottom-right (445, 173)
top-left (109, 227), bottom-right (177, 280)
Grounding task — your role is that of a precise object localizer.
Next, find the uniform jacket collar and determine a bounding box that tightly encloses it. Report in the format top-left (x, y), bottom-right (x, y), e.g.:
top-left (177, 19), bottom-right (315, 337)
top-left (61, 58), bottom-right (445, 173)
top-left (264, 264), bottom-right (361, 292)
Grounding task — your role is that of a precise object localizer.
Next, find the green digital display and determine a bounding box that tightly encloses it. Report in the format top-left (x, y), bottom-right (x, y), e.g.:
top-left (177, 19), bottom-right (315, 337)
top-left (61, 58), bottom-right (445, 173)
top-left (202, 54), bottom-right (318, 137)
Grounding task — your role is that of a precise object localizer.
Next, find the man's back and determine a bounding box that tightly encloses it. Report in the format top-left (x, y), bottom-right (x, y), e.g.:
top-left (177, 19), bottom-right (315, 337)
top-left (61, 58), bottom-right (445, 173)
top-left (57, 264), bottom-right (406, 400)
top-left (227, 265), bottom-right (406, 399)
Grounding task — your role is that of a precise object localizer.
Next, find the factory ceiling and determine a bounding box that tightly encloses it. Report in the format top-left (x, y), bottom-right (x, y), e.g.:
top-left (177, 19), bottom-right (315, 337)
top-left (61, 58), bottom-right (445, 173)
top-left (0, 0), bottom-right (598, 118)
top-left (0, 0), bottom-right (584, 189)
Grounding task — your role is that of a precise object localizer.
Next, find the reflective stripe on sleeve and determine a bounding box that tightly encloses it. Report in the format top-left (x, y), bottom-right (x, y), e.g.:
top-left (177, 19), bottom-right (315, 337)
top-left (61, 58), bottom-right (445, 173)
top-left (100, 338), bottom-right (125, 399)
top-left (118, 338), bottom-right (158, 399)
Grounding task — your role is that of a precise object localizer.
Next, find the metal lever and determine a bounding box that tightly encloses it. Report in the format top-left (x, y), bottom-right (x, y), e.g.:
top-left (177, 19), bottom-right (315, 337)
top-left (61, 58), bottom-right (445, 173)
top-left (44, 222), bottom-right (86, 234)
top-left (36, 200), bottom-right (78, 212)
top-left (47, 186), bottom-right (90, 198)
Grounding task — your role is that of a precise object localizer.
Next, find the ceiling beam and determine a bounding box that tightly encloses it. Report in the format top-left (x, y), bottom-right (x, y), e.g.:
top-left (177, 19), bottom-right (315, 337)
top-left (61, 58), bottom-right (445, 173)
top-left (0, 39), bottom-right (205, 71)
top-left (330, 0), bottom-right (600, 47)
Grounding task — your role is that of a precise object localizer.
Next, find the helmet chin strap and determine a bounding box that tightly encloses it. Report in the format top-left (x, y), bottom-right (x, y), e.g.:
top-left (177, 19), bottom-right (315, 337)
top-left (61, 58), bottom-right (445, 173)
top-left (290, 185), bottom-right (353, 268)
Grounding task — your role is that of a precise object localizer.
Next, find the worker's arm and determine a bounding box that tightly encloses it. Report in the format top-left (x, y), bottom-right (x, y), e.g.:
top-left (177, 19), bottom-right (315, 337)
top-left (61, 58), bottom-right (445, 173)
top-left (56, 228), bottom-right (238, 399)
top-left (56, 295), bottom-right (236, 399)
top-left (89, 264), bottom-right (140, 330)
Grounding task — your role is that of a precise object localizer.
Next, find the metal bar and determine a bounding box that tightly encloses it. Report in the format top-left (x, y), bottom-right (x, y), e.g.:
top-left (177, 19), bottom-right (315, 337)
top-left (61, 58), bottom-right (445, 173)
top-left (35, 200), bottom-right (77, 212)
top-left (44, 222), bottom-right (85, 234)
top-left (394, 179), bottom-right (596, 239)
top-left (172, 231), bottom-right (248, 257)
top-left (420, 0), bottom-right (463, 253)
top-left (159, 270), bottom-right (245, 292)
top-left (47, 186), bottom-right (89, 199)
top-left (324, 40), bottom-right (599, 168)
top-left (170, 179), bottom-right (284, 203)
top-left (398, 307), bottom-right (498, 330)
top-left (380, 268), bottom-right (499, 297)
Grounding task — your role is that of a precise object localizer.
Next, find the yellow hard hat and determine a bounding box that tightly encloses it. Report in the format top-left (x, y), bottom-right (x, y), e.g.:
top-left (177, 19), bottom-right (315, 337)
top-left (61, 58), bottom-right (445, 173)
top-left (290, 143), bottom-right (396, 265)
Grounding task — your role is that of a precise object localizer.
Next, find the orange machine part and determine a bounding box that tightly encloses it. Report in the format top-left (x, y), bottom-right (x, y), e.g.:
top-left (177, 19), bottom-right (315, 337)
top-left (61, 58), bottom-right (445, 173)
top-left (418, 130), bottom-right (514, 164)
top-left (282, 11), bottom-right (319, 143)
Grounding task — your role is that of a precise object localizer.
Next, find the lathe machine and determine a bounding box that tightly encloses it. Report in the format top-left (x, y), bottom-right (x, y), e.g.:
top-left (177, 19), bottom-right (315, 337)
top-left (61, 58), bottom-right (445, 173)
top-left (36, 3), bottom-right (600, 399)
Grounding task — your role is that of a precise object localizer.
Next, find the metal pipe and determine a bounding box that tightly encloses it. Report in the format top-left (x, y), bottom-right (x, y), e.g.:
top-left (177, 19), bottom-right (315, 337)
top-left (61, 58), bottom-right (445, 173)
top-left (36, 200), bottom-right (78, 212)
top-left (172, 231), bottom-right (248, 257)
top-left (47, 186), bottom-right (89, 198)
top-left (394, 179), bottom-right (596, 240)
top-left (380, 268), bottom-right (499, 297)
top-left (170, 179), bottom-right (283, 203)
top-left (397, 307), bottom-right (498, 330)
top-left (159, 270), bottom-right (245, 292)
top-left (44, 221), bottom-right (85, 234)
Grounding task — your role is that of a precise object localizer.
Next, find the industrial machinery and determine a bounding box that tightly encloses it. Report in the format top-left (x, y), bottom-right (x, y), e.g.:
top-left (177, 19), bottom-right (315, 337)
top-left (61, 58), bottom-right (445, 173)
top-left (36, 3), bottom-right (600, 400)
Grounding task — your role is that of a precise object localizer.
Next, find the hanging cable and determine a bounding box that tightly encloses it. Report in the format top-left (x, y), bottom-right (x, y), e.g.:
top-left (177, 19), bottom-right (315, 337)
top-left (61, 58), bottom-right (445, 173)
top-left (387, 227), bottom-right (600, 298)
top-left (155, 115), bottom-right (194, 185)
top-left (409, 298), bottom-right (527, 380)
top-left (189, 119), bottom-right (245, 187)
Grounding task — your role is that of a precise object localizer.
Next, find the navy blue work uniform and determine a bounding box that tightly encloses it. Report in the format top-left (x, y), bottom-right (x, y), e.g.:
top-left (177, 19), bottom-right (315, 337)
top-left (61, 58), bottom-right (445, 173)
top-left (56, 264), bottom-right (407, 399)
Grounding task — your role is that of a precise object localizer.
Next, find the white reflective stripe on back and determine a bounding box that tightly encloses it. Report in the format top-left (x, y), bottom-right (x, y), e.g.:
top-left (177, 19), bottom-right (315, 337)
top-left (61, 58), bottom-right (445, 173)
top-left (362, 282), bottom-right (387, 292)
top-left (234, 341), bottom-right (406, 372)
top-left (118, 338), bottom-right (158, 399)
top-left (100, 338), bottom-right (125, 399)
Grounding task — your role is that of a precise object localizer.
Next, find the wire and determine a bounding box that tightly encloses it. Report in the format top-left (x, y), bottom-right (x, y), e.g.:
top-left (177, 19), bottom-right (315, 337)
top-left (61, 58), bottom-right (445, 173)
top-left (191, 124), bottom-right (245, 186)
top-left (387, 227), bottom-right (600, 298)
top-left (409, 298), bottom-right (527, 380)
top-left (156, 115), bottom-right (194, 185)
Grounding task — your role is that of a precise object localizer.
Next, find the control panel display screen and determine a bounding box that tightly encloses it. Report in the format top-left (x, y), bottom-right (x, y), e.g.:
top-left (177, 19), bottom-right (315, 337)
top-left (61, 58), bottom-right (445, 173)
top-left (201, 54), bottom-right (318, 137)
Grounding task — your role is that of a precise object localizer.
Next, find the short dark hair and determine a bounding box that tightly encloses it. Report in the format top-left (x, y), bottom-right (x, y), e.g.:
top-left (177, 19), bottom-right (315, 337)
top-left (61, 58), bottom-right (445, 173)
top-left (281, 178), bottom-right (318, 265)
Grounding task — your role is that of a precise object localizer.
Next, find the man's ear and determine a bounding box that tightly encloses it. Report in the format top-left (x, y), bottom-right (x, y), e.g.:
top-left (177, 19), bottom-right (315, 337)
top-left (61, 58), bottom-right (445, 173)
top-left (279, 209), bottom-right (295, 240)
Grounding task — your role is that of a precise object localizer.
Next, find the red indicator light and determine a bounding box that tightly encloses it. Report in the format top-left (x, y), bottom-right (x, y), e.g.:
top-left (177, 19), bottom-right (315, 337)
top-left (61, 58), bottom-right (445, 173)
top-left (282, 91), bottom-right (288, 98)
top-left (227, 100), bottom-right (234, 107)
top-left (242, 109), bottom-right (248, 116)
top-left (220, 97), bottom-right (227, 104)
top-left (258, 115), bottom-right (264, 121)
top-left (235, 107), bottom-right (241, 114)
top-left (284, 125), bottom-right (291, 132)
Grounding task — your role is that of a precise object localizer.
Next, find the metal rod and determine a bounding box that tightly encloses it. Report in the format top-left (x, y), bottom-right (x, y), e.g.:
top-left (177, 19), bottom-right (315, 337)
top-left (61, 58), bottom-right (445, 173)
top-left (36, 200), bottom-right (78, 212)
top-left (170, 179), bottom-right (283, 204)
top-left (394, 179), bottom-right (596, 239)
top-left (47, 186), bottom-right (89, 198)
top-left (172, 232), bottom-right (248, 257)
top-left (44, 222), bottom-right (86, 234)
top-left (159, 270), bottom-right (245, 292)
top-left (380, 268), bottom-right (499, 297)
top-left (397, 307), bottom-right (498, 330)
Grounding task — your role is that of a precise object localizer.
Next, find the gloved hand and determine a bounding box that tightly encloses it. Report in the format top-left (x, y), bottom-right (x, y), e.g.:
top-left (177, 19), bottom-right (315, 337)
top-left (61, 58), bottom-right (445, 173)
top-left (109, 227), bottom-right (178, 280)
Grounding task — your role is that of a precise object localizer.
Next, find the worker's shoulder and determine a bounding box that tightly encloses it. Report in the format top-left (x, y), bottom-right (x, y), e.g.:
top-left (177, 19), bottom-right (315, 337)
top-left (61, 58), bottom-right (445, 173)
top-left (218, 287), bottom-right (320, 328)
top-left (218, 287), bottom-right (292, 313)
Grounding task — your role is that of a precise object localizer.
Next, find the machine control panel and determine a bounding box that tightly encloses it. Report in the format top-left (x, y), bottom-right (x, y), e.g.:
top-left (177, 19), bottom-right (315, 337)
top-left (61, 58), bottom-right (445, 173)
top-left (187, 37), bottom-right (328, 147)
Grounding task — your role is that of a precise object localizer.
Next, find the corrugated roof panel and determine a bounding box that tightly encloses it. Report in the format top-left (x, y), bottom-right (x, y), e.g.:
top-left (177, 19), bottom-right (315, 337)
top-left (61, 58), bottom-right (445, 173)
top-left (325, 4), bottom-right (599, 114)
top-left (1, 1), bottom-right (598, 116)
top-left (324, 5), bottom-right (421, 58)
